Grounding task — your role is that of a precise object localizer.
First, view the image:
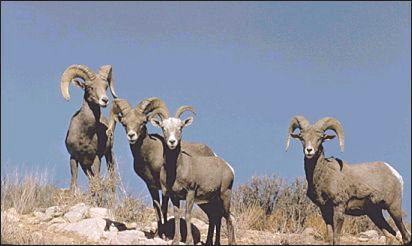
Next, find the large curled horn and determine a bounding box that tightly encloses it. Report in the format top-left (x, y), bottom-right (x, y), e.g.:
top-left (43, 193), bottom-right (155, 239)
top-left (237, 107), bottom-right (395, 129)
top-left (136, 97), bottom-right (169, 119)
top-left (60, 64), bottom-right (97, 101)
top-left (106, 99), bottom-right (132, 137)
top-left (315, 117), bottom-right (345, 152)
top-left (174, 106), bottom-right (196, 118)
top-left (285, 115), bottom-right (310, 151)
top-left (98, 65), bottom-right (118, 98)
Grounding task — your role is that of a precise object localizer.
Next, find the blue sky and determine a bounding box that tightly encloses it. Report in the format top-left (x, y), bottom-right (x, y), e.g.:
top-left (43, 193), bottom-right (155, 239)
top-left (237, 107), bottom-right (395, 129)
top-left (2, 2), bottom-right (411, 218)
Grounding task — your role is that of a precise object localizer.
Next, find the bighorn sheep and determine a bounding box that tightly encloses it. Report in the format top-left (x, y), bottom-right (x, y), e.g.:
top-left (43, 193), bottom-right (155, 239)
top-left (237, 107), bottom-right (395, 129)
top-left (151, 106), bottom-right (236, 245)
top-left (285, 115), bottom-right (410, 245)
top-left (61, 64), bottom-right (118, 197)
top-left (106, 97), bottom-right (215, 238)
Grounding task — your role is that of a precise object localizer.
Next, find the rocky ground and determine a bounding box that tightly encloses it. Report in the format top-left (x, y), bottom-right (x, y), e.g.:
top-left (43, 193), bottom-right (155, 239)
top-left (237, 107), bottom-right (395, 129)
top-left (1, 204), bottom-right (403, 245)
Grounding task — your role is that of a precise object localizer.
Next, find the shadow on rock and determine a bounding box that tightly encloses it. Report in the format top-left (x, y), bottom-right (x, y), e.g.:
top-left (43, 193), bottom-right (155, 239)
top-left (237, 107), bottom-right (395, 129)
top-left (156, 218), bottom-right (202, 244)
top-left (104, 219), bottom-right (128, 231)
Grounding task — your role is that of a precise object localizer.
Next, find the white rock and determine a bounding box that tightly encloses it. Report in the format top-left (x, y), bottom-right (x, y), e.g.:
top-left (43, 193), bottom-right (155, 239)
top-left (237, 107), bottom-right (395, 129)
top-left (64, 203), bottom-right (89, 223)
top-left (153, 237), bottom-right (168, 245)
top-left (88, 207), bottom-right (114, 220)
top-left (45, 206), bottom-right (63, 218)
top-left (111, 230), bottom-right (144, 244)
top-left (54, 218), bottom-right (107, 241)
top-left (359, 229), bottom-right (379, 239)
top-left (49, 217), bottom-right (66, 224)
top-left (34, 211), bottom-right (53, 222)
top-left (109, 224), bottom-right (119, 232)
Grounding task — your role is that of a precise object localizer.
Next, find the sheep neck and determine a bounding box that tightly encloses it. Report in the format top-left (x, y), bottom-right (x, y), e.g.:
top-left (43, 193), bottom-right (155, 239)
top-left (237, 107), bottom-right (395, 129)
top-left (163, 143), bottom-right (182, 189)
top-left (79, 99), bottom-right (102, 134)
top-left (304, 145), bottom-right (327, 191)
top-left (129, 126), bottom-right (149, 159)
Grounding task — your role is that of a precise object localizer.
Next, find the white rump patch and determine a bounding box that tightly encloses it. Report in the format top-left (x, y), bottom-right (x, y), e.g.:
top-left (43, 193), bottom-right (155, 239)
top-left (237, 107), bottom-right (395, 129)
top-left (214, 152), bottom-right (234, 175)
top-left (225, 161), bottom-right (235, 175)
top-left (384, 162), bottom-right (404, 196)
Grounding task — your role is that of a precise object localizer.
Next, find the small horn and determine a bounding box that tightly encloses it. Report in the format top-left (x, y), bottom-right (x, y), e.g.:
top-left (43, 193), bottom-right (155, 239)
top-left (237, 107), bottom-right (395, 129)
top-left (106, 99), bottom-right (132, 136)
top-left (98, 65), bottom-right (118, 98)
top-left (174, 106), bottom-right (196, 118)
top-left (149, 108), bottom-right (169, 121)
top-left (136, 97), bottom-right (169, 118)
top-left (285, 115), bottom-right (310, 151)
top-left (60, 64), bottom-right (96, 101)
top-left (315, 117), bottom-right (345, 152)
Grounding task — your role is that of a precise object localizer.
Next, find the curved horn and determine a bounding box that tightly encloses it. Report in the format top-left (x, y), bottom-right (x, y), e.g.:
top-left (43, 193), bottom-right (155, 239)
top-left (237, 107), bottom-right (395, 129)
top-left (315, 117), bottom-right (345, 152)
top-left (60, 64), bottom-right (97, 101)
top-left (136, 97), bottom-right (169, 118)
top-left (106, 98), bottom-right (132, 137)
top-left (98, 65), bottom-right (118, 98)
top-left (174, 106), bottom-right (196, 118)
top-left (149, 108), bottom-right (170, 121)
top-left (285, 115), bottom-right (310, 151)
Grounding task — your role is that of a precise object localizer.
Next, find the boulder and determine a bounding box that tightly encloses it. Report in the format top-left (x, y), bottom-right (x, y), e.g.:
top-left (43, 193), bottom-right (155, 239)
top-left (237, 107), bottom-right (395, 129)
top-left (52, 217), bottom-right (107, 241)
top-left (48, 217), bottom-right (67, 224)
top-left (64, 203), bottom-right (89, 223)
top-left (109, 230), bottom-right (145, 244)
top-left (88, 207), bottom-right (114, 220)
top-left (45, 206), bottom-right (63, 218)
top-left (33, 211), bottom-right (53, 222)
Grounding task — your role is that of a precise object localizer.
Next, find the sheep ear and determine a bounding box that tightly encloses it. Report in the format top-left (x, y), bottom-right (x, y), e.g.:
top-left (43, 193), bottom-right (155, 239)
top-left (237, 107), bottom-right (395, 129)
top-left (183, 116), bottom-right (193, 127)
top-left (323, 134), bottom-right (336, 141)
top-left (72, 78), bottom-right (85, 89)
top-left (290, 133), bottom-right (301, 139)
top-left (150, 118), bottom-right (162, 128)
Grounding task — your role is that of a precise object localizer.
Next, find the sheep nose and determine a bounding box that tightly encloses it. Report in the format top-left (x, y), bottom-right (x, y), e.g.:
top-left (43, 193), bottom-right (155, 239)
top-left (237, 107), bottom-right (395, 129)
top-left (101, 97), bottom-right (109, 104)
top-left (128, 132), bottom-right (136, 138)
top-left (306, 148), bottom-right (313, 153)
top-left (169, 139), bottom-right (176, 145)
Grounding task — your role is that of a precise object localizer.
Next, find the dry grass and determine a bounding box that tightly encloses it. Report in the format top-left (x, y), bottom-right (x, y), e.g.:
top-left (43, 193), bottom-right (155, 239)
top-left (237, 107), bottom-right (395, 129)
top-left (231, 174), bottom-right (410, 241)
top-left (1, 166), bottom-right (410, 244)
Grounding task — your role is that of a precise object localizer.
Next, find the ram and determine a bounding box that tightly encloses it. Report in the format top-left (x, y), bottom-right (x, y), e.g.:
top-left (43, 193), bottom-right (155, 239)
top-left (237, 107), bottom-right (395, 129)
top-left (106, 97), bottom-right (215, 239)
top-left (285, 115), bottom-right (410, 245)
top-left (151, 106), bottom-right (236, 245)
top-left (61, 64), bottom-right (118, 200)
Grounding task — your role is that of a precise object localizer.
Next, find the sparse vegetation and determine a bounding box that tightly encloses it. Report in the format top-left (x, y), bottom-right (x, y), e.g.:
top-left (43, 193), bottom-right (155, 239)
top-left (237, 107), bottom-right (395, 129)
top-left (1, 167), bottom-right (410, 244)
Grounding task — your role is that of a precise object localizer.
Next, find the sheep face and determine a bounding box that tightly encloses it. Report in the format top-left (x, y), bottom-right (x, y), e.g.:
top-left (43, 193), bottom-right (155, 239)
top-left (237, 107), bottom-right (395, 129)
top-left (117, 109), bottom-right (148, 144)
top-left (151, 117), bottom-right (193, 150)
top-left (291, 126), bottom-right (336, 159)
top-left (74, 77), bottom-right (110, 107)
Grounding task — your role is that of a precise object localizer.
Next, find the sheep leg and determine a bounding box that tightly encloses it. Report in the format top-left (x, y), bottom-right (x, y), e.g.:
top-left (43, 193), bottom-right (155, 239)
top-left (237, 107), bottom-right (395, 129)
top-left (92, 157), bottom-right (103, 206)
top-left (161, 193), bottom-right (169, 239)
top-left (148, 188), bottom-right (163, 238)
top-left (319, 205), bottom-right (334, 244)
top-left (185, 190), bottom-right (195, 245)
top-left (387, 205), bottom-right (411, 244)
top-left (69, 156), bottom-right (79, 193)
top-left (171, 197), bottom-right (181, 245)
top-left (366, 208), bottom-right (397, 244)
top-left (199, 204), bottom-right (215, 245)
top-left (222, 189), bottom-right (236, 245)
top-left (214, 216), bottom-right (222, 245)
top-left (333, 206), bottom-right (345, 244)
